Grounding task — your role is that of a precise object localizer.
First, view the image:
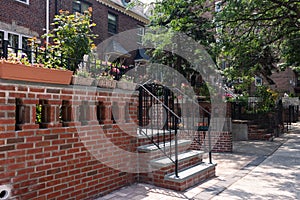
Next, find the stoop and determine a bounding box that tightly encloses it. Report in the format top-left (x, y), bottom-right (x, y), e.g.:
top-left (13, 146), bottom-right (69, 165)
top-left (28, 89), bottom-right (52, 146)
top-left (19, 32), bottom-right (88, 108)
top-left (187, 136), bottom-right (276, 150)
top-left (137, 135), bottom-right (216, 191)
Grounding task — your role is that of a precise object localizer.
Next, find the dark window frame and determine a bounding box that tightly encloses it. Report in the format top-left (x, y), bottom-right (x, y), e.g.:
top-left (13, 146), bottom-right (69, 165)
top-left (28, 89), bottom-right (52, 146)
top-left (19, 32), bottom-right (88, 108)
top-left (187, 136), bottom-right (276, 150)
top-left (108, 12), bottom-right (118, 34)
top-left (137, 24), bottom-right (145, 45)
top-left (72, 0), bottom-right (92, 14)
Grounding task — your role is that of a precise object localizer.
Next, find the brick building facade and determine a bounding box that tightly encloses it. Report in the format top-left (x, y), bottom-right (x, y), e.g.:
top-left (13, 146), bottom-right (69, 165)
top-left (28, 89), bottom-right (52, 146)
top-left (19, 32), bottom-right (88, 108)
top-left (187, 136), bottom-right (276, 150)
top-left (0, 0), bottom-right (148, 64)
top-left (0, 1), bottom-right (235, 199)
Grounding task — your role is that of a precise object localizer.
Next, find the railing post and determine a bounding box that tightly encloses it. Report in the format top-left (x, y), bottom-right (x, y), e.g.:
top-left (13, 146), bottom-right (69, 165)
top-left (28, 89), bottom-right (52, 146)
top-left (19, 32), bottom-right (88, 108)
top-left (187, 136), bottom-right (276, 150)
top-left (164, 87), bottom-right (169, 130)
top-left (208, 128), bottom-right (212, 164)
top-left (175, 117), bottom-right (179, 178)
top-left (138, 86), bottom-right (143, 127)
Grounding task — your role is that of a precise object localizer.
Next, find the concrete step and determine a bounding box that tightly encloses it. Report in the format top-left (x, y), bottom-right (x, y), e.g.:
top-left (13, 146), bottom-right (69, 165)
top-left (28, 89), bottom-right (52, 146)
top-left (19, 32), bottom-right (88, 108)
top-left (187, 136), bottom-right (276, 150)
top-left (137, 139), bottom-right (192, 153)
top-left (248, 129), bottom-right (268, 134)
top-left (137, 128), bottom-right (175, 139)
top-left (150, 150), bottom-right (204, 168)
top-left (165, 162), bottom-right (216, 182)
top-left (162, 162), bottom-right (216, 191)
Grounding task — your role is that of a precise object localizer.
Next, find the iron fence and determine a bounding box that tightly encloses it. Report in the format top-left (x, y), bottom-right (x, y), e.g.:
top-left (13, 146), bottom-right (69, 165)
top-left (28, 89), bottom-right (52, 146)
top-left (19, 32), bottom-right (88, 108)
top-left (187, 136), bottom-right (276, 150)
top-left (0, 41), bottom-right (133, 80)
top-left (138, 83), bottom-right (214, 177)
top-left (231, 98), bottom-right (299, 135)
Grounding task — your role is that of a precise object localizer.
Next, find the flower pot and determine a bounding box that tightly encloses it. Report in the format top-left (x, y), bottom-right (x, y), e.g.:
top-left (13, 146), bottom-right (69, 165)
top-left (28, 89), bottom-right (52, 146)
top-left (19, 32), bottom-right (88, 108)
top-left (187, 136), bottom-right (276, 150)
top-left (97, 77), bottom-right (117, 89)
top-left (0, 62), bottom-right (73, 85)
top-left (117, 81), bottom-right (137, 90)
top-left (71, 76), bottom-right (95, 86)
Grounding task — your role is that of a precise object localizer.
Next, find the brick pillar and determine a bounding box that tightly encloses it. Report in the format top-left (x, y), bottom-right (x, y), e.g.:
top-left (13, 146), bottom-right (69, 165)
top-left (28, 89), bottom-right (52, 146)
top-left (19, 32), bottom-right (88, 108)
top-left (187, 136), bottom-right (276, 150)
top-left (103, 102), bottom-right (113, 124)
top-left (40, 100), bottom-right (62, 128)
top-left (61, 100), bottom-right (81, 127)
top-left (118, 102), bottom-right (126, 123)
top-left (16, 98), bottom-right (39, 130)
top-left (88, 102), bottom-right (99, 125)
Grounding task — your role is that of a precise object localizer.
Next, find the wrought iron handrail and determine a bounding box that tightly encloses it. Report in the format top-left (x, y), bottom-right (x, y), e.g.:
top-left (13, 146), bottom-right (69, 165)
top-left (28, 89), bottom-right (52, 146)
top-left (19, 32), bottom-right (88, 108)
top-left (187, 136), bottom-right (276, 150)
top-left (139, 84), bottom-right (181, 120)
top-left (172, 87), bottom-right (213, 163)
top-left (138, 83), bottom-right (180, 177)
top-left (172, 87), bottom-right (211, 116)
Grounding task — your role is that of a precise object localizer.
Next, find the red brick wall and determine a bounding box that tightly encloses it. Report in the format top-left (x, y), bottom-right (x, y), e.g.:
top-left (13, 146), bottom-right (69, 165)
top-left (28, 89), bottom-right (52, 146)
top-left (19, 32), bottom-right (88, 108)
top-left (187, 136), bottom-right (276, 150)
top-left (0, 0), bottom-right (146, 67)
top-left (178, 102), bottom-right (233, 153)
top-left (270, 67), bottom-right (296, 94)
top-left (0, 82), bottom-right (140, 199)
top-left (180, 131), bottom-right (232, 153)
top-left (0, 0), bottom-right (146, 42)
top-left (0, 0), bottom-right (46, 35)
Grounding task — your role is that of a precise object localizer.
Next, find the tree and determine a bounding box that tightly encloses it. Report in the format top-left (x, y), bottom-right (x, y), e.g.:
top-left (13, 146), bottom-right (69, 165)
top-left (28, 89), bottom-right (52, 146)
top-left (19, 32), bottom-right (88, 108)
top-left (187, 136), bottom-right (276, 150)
top-left (42, 9), bottom-right (97, 72)
top-left (215, 0), bottom-right (300, 82)
top-left (138, 0), bottom-right (217, 94)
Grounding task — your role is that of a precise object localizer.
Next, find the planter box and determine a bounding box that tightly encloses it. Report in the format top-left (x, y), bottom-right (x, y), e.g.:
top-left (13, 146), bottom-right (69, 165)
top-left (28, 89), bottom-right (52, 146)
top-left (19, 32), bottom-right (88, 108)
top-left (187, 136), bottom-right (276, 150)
top-left (97, 78), bottom-right (117, 89)
top-left (117, 81), bottom-right (137, 90)
top-left (71, 76), bottom-right (95, 86)
top-left (0, 62), bottom-right (73, 85)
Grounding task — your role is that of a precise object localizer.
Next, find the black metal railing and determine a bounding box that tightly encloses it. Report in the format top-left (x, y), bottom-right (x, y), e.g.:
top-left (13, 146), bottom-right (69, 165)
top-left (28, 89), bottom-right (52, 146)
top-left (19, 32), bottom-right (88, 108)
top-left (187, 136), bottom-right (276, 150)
top-left (231, 98), bottom-right (295, 136)
top-left (138, 83), bottom-right (214, 177)
top-left (0, 41), bottom-right (133, 80)
top-left (283, 105), bottom-right (299, 131)
top-left (138, 83), bottom-right (181, 177)
top-left (172, 88), bottom-right (212, 163)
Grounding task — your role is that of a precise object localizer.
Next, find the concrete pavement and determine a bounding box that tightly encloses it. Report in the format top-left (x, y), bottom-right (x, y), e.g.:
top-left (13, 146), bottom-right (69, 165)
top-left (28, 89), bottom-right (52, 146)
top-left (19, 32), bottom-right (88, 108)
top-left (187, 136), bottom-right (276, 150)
top-left (212, 124), bottom-right (300, 200)
top-left (97, 123), bottom-right (300, 200)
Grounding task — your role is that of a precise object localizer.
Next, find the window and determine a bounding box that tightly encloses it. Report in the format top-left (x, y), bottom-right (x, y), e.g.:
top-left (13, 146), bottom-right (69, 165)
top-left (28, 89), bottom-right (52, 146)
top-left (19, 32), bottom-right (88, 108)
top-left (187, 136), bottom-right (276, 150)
top-left (73, 0), bottom-right (91, 14)
top-left (108, 13), bottom-right (118, 34)
top-left (137, 25), bottom-right (145, 45)
top-left (15, 0), bottom-right (29, 4)
top-left (1, 30), bottom-right (32, 55)
top-left (22, 37), bottom-right (29, 51)
top-left (215, 1), bottom-right (222, 13)
top-left (215, 1), bottom-right (223, 37)
top-left (8, 33), bottom-right (19, 51)
top-left (255, 76), bottom-right (263, 86)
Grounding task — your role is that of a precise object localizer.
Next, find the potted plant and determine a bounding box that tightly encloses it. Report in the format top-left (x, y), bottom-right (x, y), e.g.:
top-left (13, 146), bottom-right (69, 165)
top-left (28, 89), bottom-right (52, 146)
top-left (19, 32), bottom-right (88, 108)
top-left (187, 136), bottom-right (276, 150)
top-left (117, 75), bottom-right (137, 90)
top-left (71, 69), bottom-right (95, 86)
top-left (97, 75), bottom-right (117, 89)
top-left (0, 9), bottom-right (97, 85)
top-left (0, 51), bottom-right (73, 85)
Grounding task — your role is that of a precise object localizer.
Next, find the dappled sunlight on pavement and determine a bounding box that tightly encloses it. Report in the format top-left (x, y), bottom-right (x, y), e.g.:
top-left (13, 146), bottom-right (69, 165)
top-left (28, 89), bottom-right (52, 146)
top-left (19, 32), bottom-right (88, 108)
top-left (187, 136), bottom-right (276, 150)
top-left (212, 123), bottom-right (300, 200)
top-left (98, 123), bottom-right (300, 200)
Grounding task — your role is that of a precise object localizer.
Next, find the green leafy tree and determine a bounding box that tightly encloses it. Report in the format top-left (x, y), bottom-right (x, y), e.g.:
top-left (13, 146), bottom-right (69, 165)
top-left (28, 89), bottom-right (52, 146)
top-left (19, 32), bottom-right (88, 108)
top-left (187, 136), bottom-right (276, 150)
top-left (42, 9), bottom-right (97, 72)
top-left (215, 0), bottom-right (300, 82)
top-left (137, 0), bottom-right (218, 98)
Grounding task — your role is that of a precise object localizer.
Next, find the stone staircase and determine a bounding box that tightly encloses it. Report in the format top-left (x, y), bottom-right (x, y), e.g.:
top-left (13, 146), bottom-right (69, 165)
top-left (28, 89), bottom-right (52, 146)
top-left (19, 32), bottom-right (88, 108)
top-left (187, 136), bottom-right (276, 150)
top-left (137, 83), bottom-right (216, 191)
top-left (137, 130), bottom-right (216, 191)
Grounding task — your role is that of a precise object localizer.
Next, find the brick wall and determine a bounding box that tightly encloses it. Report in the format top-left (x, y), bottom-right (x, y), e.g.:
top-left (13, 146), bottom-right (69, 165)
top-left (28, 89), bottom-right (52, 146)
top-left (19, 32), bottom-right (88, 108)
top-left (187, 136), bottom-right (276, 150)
top-left (0, 81), bottom-right (140, 199)
top-left (0, 0), bottom-right (146, 42)
top-left (180, 101), bottom-right (233, 152)
top-left (180, 130), bottom-right (232, 153)
top-left (0, 0), bottom-right (45, 36)
top-left (0, 0), bottom-right (146, 67)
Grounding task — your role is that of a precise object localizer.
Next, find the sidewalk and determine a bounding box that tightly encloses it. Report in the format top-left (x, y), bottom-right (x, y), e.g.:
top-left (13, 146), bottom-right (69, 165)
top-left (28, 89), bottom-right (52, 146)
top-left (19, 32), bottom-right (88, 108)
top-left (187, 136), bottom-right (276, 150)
top-left (98, 124), bottom-right (300, 200)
